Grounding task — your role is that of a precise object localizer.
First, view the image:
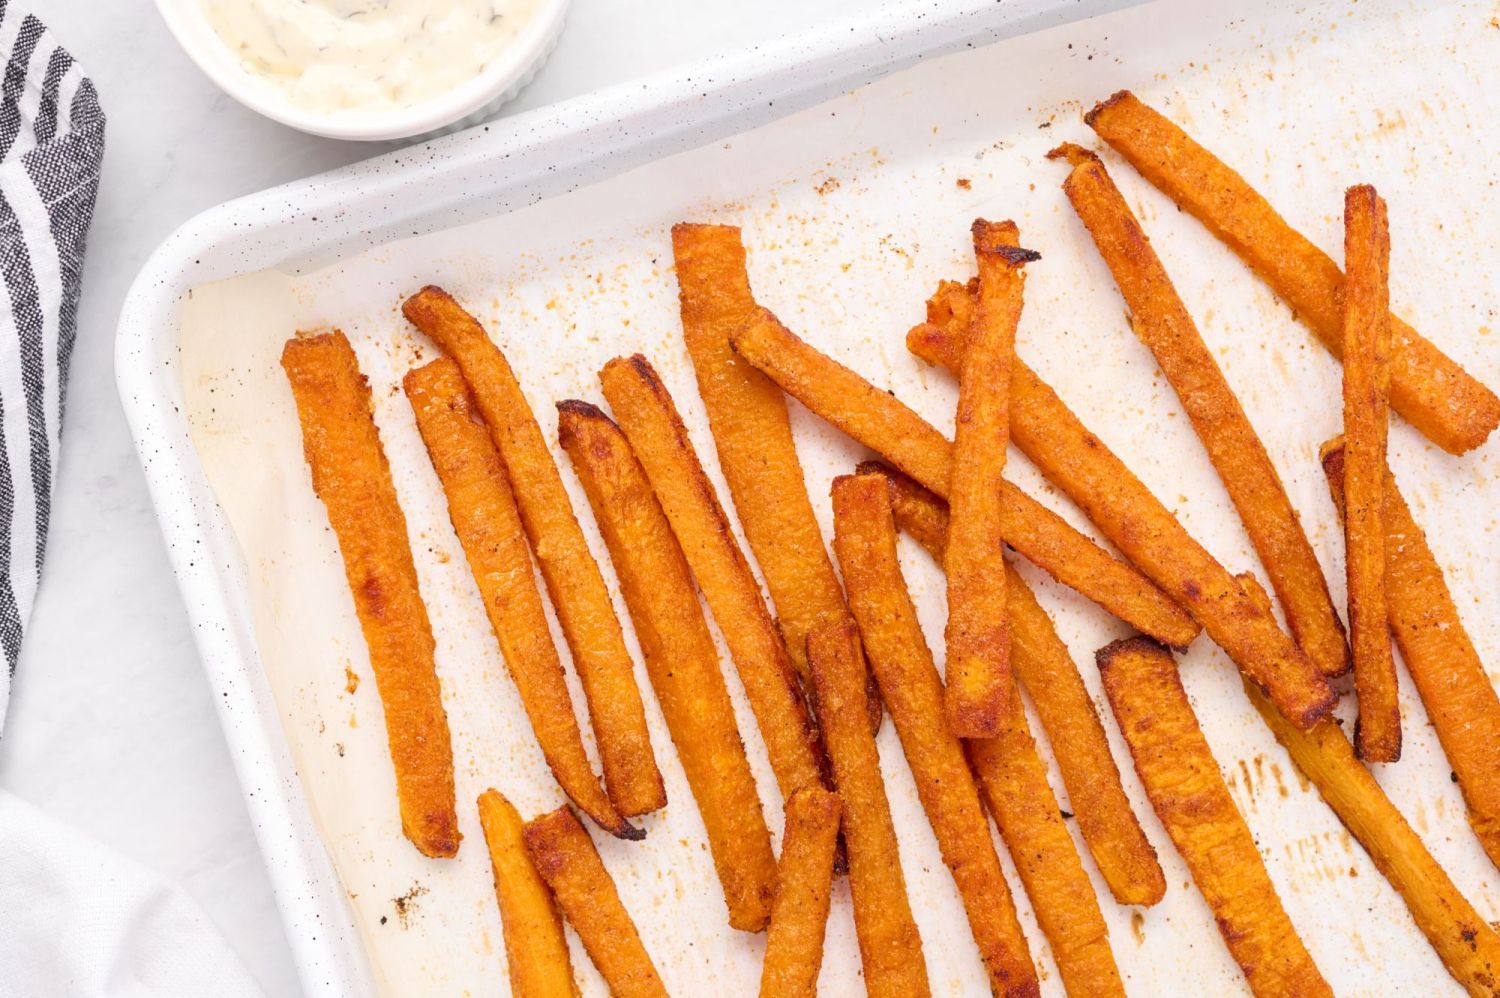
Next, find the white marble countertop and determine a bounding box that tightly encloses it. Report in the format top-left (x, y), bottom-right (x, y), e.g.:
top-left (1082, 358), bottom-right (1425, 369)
top-left (0, 2), bottom-right (867, 993)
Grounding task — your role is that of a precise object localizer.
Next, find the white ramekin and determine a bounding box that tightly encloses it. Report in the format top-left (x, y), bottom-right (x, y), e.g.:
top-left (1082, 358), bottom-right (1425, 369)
top-left (153, 0), bottom-right (570, 142)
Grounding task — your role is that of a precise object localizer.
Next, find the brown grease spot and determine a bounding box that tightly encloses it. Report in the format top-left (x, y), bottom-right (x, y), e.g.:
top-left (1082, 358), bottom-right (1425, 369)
top-left (391, 883), bottom-right (429, 928)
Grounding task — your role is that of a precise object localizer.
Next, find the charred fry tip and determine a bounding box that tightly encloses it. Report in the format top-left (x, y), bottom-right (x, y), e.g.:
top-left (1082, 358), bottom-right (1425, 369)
top-left (971, 220), bottom-right (1040, 263)
top-left (420, 835), bottom-right (461, 859)
top-left (1000, 245), bottom-right (1042, 265)
top-left (610, 352), bottom-right (668, 393)
top-left (555, 398), bottom-right (614, 449)
top-left (555, 398), bottom-right (610, 422)
top-left (1083, 89), bottom-right (1135, 127)
top-left (1094, 634), bottom-right (1171, 674)
top-left (609, 819), bottom-right (648, 842)
top-left (1046, 142), bottom-right (1101, 169)
top-left (1318, 436), bottom-right (1346, 464)
top-left (971, 216), bottom-right (1019, 241)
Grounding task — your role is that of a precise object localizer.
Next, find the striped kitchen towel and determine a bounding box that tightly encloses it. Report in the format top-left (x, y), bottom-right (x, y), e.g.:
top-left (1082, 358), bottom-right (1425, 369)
top-left (0, 1), bottom-right (105, 726)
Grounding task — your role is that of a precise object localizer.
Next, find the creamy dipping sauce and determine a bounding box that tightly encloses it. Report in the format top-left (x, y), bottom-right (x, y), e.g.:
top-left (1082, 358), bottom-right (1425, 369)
top-left (199, 0), bottom-right (540, 114)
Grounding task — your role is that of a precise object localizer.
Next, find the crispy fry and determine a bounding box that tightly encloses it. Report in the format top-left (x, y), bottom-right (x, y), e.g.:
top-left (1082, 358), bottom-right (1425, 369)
top-left (402, 287), bottom-right (664, 816)
top-left (1085, 90), bottom-right (1500, 456)
top-left (834, 472), bottom-right (1064, 997)
top-left (598, 355), bottom-right (827, 802)
top-left (808, 622), bottom-right (930, 998)
top-left (477, 790), bottom-right (580, 998)
top-left (758, 787), bottom-right (842, 998)
top-left (1244, 674), bottom-right (1500, 996)
top-left (861, 459), bottom-right (1197, 649)
top-left (1050, 143), bottom-right (1349, 678)
top-left (1340, 186), bottom-right (1400, 762)
top-left (1322, 441), bottom-right (1500, 870)
top-left (671, 224), bottom-right (878, 729)
top-left (735, 307), bottom-right (1331, 726)
top-left (903, 293), bottom-right (1336, 729)
top-left (281, 332), bottom-right (458, 858)
top-left (1096, 637), bottom-right (1330, 997)
top-left (404, 361), bottom-right (639, 841)
top-left (523, 807), bottom-right (669, 998)
top-left (558, 400), bottom-right (777, 930)
top-left (874, 475), bottom-right (1166, 906)
top-left (944, 220), bottom-right (1037, 736)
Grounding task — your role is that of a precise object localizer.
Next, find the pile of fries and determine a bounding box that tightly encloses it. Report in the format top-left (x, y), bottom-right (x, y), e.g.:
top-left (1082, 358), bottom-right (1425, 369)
top-left (280, 91), bottom-right (1500, 996)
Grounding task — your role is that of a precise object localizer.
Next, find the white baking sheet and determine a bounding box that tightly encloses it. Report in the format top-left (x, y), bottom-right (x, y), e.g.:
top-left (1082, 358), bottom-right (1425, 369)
top-left (178, 0), bottom-right (1500, 993)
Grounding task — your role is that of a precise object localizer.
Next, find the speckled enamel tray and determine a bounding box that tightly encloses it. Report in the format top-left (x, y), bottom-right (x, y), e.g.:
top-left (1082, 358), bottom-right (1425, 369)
top-left (118, 1), bottom-right (1500, 995)
top-left (115, 2), bottom-right (1140, 993)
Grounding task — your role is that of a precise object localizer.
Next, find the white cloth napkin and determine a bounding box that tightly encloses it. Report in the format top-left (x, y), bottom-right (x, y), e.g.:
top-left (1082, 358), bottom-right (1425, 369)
top-left (0, 5), bottom-right (262, 995)
top-left (0, 791), bottom-right (262, 998)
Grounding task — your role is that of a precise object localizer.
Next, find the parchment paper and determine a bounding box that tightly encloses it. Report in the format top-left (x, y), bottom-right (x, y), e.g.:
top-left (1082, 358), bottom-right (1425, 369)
top-left (180, 0), bottom-right (1500, 993)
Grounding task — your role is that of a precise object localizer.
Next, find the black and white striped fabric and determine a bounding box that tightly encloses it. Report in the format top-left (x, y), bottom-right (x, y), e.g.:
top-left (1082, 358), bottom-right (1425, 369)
top-left (0, 0), bottom-right (105, 726)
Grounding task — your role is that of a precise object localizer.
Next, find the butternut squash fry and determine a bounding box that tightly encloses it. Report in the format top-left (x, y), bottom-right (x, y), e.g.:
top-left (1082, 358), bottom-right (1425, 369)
top-left (402, 287), bottom-right (664, 816)
top-left (1049, 142), bottom-right (1348, 678)
top-left (671, 223), bottom-right (877, 730)
top-left (808, 622), bottom-right (931, 998)
top-left (1085, 89), bottom-right (1500, 455)
top-left (1096, 637), bottom-right (1330, 997)
top-left (966, 711), bottom-right (1125, 998)
top-left (1322, 440), bottom-right (1500, 871)
top-left (281, 331), bottom-right (458, 858)
top-left (524, 807), bottom-right (669, 998)
top-left (558, 400), bottom-right (778, 929)
top-left (477, 789), bottom-right (579, 998)
top-left (832, 473), bottom-right (1044, 997)
top-left (1243, 664), bottom-right (1500, 997)
top-left (758, 787), bottom-right (842, 998)
top-left (1340, 185), bottom-right (1401, 762)
top-left (902, 288), bottom-right (1336, 729)
top-left (944, 220), bottom-right (1037, 736)
top-left (599, 355), bottom-right (828, 803)
top-left (405, 360), bottom-right (638, 840)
